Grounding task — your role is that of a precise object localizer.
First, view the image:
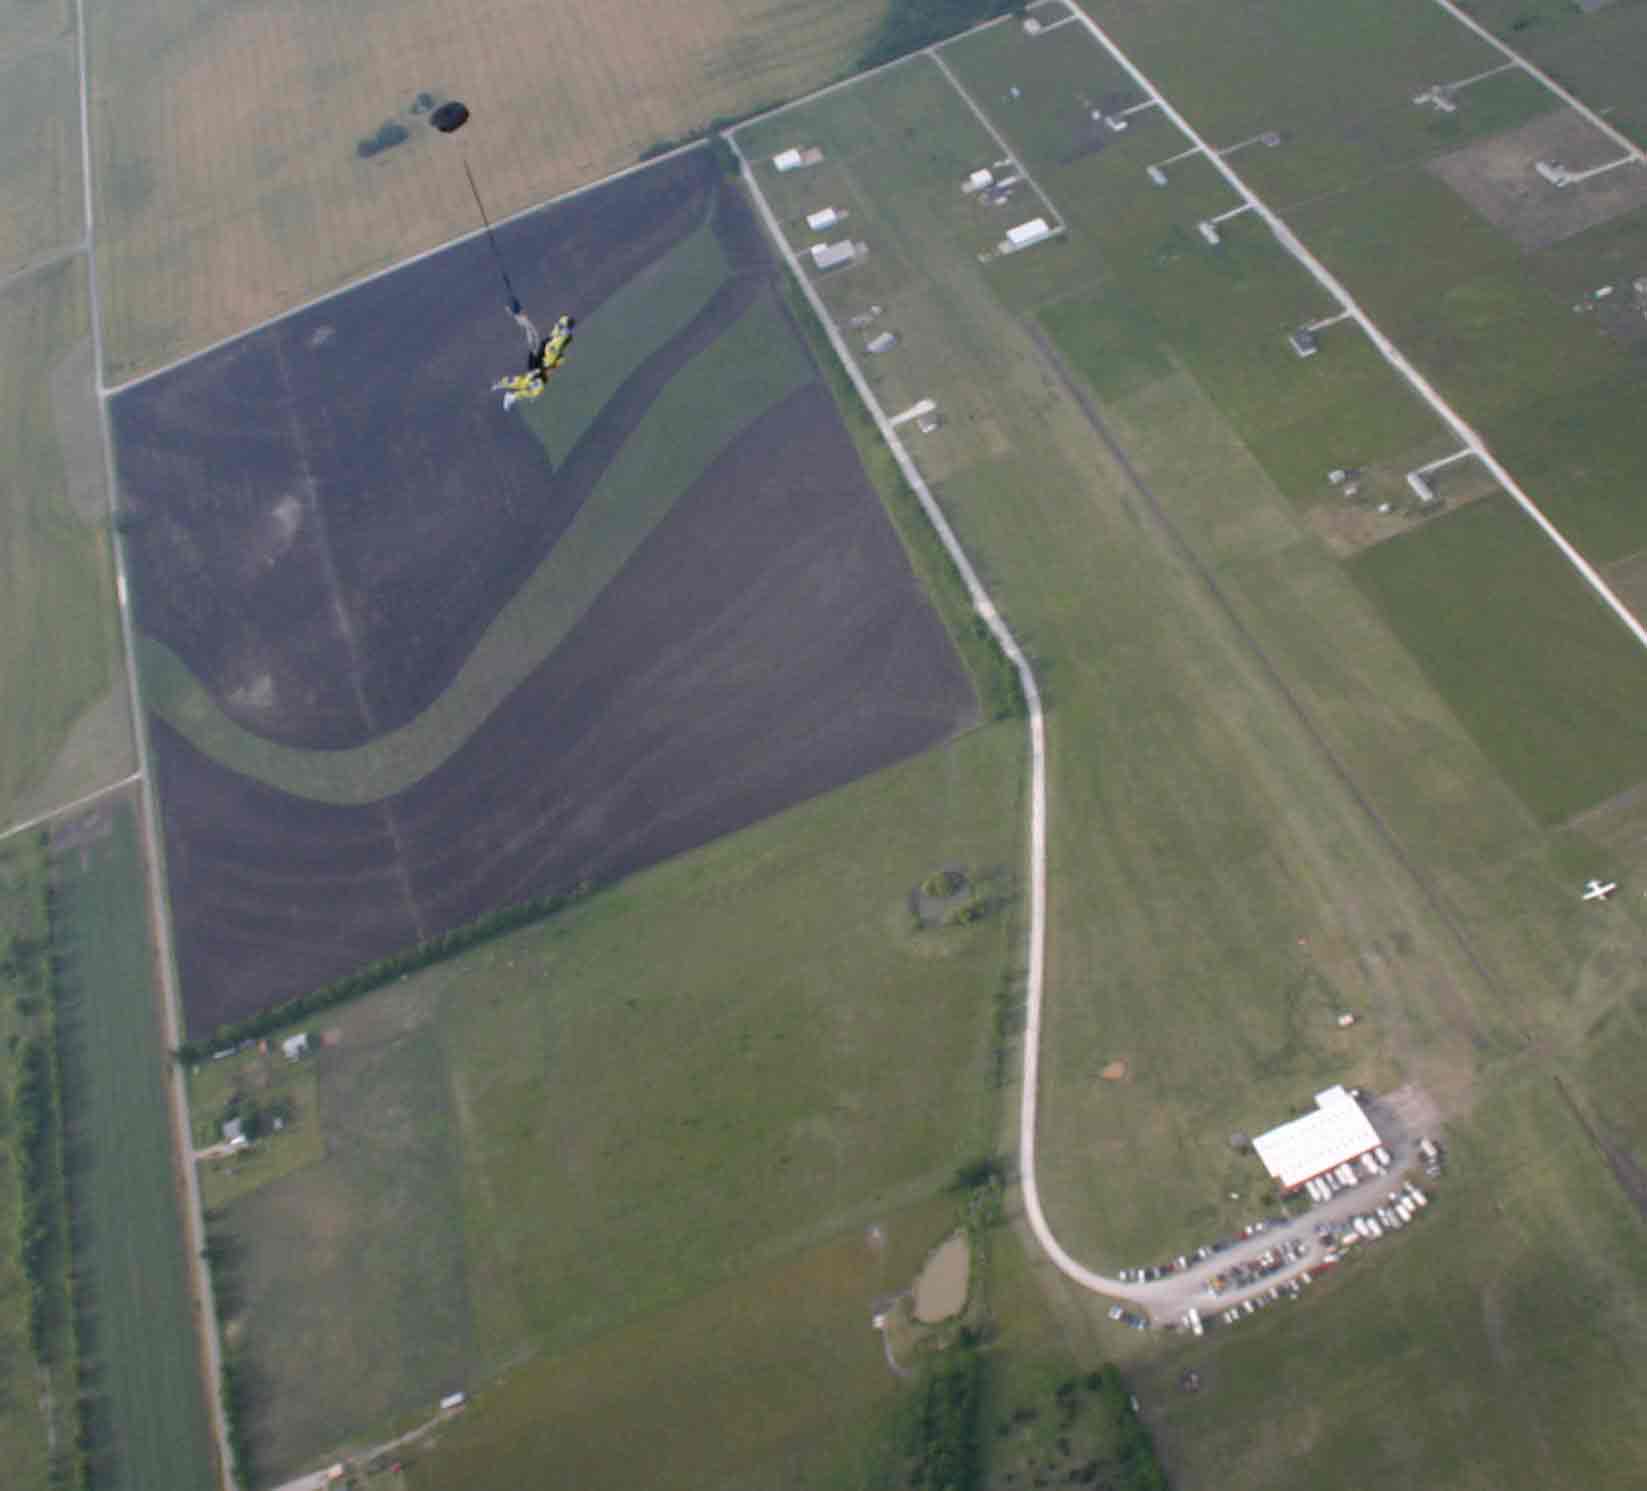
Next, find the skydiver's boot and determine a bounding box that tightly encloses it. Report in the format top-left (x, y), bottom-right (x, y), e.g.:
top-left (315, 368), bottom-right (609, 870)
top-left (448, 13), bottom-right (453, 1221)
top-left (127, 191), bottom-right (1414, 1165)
top-left (503, 391), bottom-right (518, 411)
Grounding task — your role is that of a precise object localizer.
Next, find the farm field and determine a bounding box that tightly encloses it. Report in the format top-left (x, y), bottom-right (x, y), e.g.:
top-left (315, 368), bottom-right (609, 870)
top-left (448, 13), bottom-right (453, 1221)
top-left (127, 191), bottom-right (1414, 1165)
top-left (203, 720), bottom-right (1025, 1486)
top-left (114, 148), bottom-right (977, 1036)
top-left (0, 38), bottom-right (82, 276)
top-left (736, 23), bottom-right (1647, 1490)
top-left (50, 799), bottom-right (215, 1491)
top-left (84, 0), bottom-right (891, 379)
top-left (0, 257), bottom-right (131, 831)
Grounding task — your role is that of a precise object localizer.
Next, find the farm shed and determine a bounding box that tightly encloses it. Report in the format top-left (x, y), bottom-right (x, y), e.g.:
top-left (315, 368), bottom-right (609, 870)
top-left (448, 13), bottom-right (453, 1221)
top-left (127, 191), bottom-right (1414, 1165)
top-left (282, 1032), bottom-right (310, 1060)
top-left (1005, 218), bottom-right (1053, 251)
top-left (806, 206), bottom-right (841, 231)
top-left (1252, 1085), bottom-right (1381, 1193)
top-left (773, 148), bottom-right (804, 172)
top-left (809, 240), bottom-right (857, 271)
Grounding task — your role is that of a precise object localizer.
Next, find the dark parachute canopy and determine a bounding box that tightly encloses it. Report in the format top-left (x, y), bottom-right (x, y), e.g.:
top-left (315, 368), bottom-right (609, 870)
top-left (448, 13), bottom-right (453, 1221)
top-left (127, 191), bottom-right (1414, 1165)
top-left (430, 100), bottom-right (470, 133)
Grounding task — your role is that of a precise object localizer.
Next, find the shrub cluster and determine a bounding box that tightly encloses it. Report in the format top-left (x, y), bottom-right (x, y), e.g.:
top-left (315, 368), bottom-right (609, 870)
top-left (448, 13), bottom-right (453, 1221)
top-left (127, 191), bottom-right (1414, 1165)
top-left (176, 882), bottom-right (597, 1063)
top-left (1093, 1364), bottom-right (1169, 1491)
top-left (903, 1350), bottom-right (986, 1490)
top-left (12, 1038), bottom-right (57, 1354)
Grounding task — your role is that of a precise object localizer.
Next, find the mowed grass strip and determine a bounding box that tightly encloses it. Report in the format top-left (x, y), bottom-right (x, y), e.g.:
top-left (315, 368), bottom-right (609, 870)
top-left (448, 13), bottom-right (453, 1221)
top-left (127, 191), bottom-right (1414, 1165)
top-left (136, 283), bottom-right (814, 803)
top-left (209, 720), bottom-right (1023, 1480)
top-left (53, 803), bottom-right (215, 1491)
top-left (1351, 494), bottom-right (1647, 822)
top-left (86, 0), bottom-right (883, 378)
top-left (0, 260), bottom-right (129, 829)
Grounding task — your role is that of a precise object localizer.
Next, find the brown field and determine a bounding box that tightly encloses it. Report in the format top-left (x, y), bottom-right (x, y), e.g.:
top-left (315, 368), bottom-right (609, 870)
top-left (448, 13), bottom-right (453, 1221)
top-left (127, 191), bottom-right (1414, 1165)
top-left (86, 0), bottom-right (884, 379)
top-left (1429, 107), bottom-right (1647, 250)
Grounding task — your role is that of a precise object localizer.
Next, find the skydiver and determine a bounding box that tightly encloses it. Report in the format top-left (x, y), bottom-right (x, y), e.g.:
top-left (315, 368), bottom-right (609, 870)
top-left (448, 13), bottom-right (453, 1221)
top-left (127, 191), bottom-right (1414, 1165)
top-left (496, 302), bottom-right (574, 410)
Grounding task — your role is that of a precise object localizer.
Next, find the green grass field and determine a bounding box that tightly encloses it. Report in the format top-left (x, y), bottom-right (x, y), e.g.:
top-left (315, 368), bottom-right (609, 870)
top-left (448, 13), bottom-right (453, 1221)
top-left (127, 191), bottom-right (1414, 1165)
top-left (52, 801), bottom-right (215, 1491)
top-left (0, 833), bottom-right (63, 1488)
top-left (1352, 495), bottom-right (1647, 822)
top-left (0, 260), bottom-right (131, 829)
top-left (137, 270), bottom-right (813, 804)
top-left (206, 720), bottom-right (1025, 1486)
top-left (736, 33), bottom-right (1647, 1490)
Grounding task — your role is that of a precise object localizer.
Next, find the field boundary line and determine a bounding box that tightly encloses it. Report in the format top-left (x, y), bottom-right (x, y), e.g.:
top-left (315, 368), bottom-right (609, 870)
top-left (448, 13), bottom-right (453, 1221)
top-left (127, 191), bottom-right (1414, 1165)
top-left (1427, 0), bottom-right (1647, 163)
top-left (1061, 3), bottom-right (1647, 658)
top-left (103, 138), bottom-right (713, 397)
top-left (73, 0), bottom-right (238, 1482)
top-left (927, 47), bottom-right (1066, 231)
top-left (0, 771), bottom-right (141, 844)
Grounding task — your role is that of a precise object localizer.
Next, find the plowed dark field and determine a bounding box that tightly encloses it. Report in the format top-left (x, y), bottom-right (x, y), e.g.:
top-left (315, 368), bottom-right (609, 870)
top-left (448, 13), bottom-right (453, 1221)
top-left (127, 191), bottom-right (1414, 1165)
top-left (112, 149), bottom-right (976, 1035)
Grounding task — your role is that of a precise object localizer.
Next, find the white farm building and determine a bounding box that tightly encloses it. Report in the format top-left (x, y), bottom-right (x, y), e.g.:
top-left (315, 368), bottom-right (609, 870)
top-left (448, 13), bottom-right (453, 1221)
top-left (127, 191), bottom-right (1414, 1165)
top-left (1004, 217), bottom-right (1053, 251)
top-left (806, 206), bottom-right (842, 231)
top-left (1252, 1085), bottom-right (1381, 1194)
top-left (809, 240), bottom-right (857, 271)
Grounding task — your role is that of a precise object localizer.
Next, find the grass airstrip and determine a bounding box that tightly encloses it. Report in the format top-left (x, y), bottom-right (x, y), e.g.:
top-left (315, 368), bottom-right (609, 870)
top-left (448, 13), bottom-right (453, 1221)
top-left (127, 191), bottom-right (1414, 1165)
top-left (736, 11), bottom-right (1647, 1487)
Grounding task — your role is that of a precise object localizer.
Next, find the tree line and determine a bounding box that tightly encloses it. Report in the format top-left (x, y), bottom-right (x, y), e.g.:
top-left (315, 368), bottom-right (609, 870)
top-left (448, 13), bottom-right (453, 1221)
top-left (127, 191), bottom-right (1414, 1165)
top-left (175, 881), bottom-right (599, 1064)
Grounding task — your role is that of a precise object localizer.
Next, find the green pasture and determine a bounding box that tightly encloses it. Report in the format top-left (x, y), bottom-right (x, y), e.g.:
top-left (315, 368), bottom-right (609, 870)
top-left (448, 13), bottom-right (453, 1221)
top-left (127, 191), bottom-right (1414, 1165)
top-left (53, 803), bottom-right (215, 1491)
top-left (0, 261), bottom-right (130, 829)
top-left (0, 834), bottom-right (59, 1487)
top-left (206, 720), bottom-right (1024, 1483)
top-left (0, 42), bottom-right (82, 276)
top-left (408, 1193), bottom-right (957, 1491)
top-left (1131, 1074), bottom-right (1647, 1491)
top-left (1351, 495), bottom-right (1647, 823)
top-left (1515, 2), bottom-right (1647, 145)
top-left (138, 279), bottom-right (812, 803)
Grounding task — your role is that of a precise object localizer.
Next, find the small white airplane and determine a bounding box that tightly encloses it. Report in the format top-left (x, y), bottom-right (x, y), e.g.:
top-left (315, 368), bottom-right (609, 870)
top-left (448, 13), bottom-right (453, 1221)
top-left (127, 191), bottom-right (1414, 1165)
top-left (1582, 878), bottom-right (1618, 902)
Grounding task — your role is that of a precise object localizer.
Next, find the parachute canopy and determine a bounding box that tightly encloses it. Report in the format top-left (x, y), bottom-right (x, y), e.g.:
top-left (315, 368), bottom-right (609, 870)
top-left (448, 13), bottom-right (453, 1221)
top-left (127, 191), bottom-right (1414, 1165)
top-left (430, 101), bottom-right (470, 133)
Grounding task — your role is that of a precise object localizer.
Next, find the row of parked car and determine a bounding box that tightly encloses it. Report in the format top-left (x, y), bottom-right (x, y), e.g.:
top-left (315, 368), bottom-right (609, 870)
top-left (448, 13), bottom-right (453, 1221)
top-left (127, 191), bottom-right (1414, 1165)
top-left (1207, 1235), bottom-right (1312, 1296)
top-left (1302, 1145), bottom-right (1394, 1203)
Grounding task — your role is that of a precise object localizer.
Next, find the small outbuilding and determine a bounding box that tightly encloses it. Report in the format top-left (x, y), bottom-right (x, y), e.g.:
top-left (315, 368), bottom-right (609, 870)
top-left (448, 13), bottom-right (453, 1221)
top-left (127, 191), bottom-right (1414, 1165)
top-left (809, 240), bottom-right (857, 271)
top-left (282, 1032), bottom-right (311, 1061)
top-left (963, 168), bottom-right (995, 193)
top-left (1287, 327), bottom-right (1318, 359)
top-left (866, 331), bottom-right (898, 355)
top-left (806, 206), bottom-right (842, 231)
top-left (773, 148), bottom-right (804, 172)
top-left (222, 1117), bottom-right (248, 1148)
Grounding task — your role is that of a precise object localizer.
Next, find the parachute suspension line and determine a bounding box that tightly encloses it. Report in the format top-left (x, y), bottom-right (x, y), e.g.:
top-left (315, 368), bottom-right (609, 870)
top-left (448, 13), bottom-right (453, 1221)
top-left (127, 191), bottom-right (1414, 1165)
top-left (462, 158), bottom-right (518, 307)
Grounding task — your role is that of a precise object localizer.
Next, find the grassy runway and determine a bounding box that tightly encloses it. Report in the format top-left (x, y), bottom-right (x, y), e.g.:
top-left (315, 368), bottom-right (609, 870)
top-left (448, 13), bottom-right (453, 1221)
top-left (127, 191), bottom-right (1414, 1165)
top-left (737, 22), bottom-right (1647, 1489)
